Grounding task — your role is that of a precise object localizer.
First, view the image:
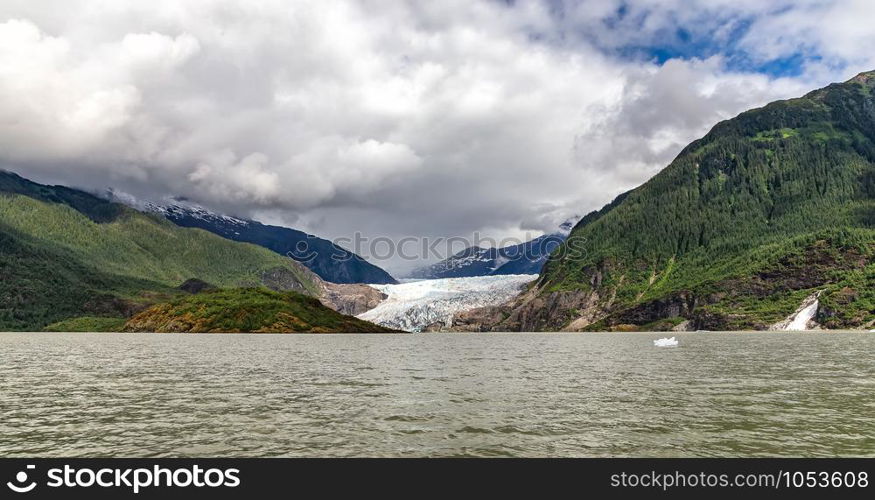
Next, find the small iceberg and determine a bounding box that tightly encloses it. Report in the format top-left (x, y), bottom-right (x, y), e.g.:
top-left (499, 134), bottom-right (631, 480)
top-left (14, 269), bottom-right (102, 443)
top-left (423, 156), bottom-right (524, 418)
top-left (653, 336), bottom-right (678, 347)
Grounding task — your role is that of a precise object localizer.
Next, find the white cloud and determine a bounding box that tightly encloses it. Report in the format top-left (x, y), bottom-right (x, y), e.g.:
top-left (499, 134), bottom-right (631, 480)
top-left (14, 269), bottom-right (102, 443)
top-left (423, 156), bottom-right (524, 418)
top-left (0, 19), bottom-right (139, 159)
top-left (572, 58), bottom-right (812, 187)
top-left (120, 32), bottom-right (200, 74)
top-left (279, 138), bottom-right (424, 207)
top-left (0, 0), bottom-right (871, 274)
top-left (737, 0), bottom-right (875, 74)
top-left (188, 151), bottom-right (280, 204)
top-left (0, 18), bottom-right (203, 164)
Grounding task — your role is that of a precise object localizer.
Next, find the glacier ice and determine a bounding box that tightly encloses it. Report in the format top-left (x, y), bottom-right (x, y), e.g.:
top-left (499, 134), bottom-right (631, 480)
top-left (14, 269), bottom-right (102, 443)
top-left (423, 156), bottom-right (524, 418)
top-left (357, 274), bottom-right (537, 332)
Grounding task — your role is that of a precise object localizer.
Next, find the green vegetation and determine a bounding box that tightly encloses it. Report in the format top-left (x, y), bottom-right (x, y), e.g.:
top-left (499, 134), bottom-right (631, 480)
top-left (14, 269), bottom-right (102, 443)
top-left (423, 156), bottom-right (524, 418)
top-left (537, 71), bottom-right (875, 330)
top-left (44, 316), bottom-right (128, 332)
top-left (0, 173), bottom-right (320, 331)
top-left (752, 127), bottom-right (798, 142)
top-left (124, 288), bottom-right (398, 333)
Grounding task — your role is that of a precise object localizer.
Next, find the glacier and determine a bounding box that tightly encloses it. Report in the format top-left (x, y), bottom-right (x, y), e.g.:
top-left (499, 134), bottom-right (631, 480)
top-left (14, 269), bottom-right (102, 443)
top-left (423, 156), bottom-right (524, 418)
top-left (357, 274), bottom-right (537, 332)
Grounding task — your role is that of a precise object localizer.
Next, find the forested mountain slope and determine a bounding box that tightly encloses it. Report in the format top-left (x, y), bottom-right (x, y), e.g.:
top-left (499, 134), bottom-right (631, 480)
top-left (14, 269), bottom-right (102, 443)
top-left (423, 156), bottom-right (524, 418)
top-left (459, 71), bottom-right (875, 331)
top-left (0, 170), bottom-right (320, 330)
top-left (147, 201), bottom-right (397, 285)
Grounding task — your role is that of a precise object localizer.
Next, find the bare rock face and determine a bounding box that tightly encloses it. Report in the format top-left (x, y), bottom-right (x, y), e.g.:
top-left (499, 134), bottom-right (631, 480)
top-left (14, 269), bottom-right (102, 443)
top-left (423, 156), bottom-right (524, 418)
top-left (462, 262), bottom-right (621, 332)
top-left (423, 321), bottom-right (446, 332)
top-left (319, 282), bottom-right (387, 316)
top-left (606, 292), bottom-right (698, 327)
top-left (252, 260), bottom-right (387, 317)
top-left (671, 320), bottom-right (693, 332)
top-left (452, 288), bottom-right (603, 332)
top-left (503, 290), bottom-right (591, 331)
top-left (453, 305), bottom-right (507, 331)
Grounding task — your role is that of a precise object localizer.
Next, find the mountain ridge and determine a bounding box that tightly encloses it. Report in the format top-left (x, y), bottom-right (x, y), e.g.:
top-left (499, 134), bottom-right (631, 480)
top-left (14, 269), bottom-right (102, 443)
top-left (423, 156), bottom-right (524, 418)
top-left (138, 198), bottom-right (398, 285)
top-left (457, 70), bottom-right (875, 332)
top-left (408, 219), bottom-right (576, 279)
top-left (0, 170), bottom-right (387, 332)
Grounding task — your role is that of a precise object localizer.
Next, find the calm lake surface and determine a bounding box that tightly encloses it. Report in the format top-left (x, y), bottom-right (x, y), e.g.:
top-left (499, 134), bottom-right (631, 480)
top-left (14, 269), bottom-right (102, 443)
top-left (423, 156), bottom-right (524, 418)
top-left (1, 332), bottom-right (873, 457)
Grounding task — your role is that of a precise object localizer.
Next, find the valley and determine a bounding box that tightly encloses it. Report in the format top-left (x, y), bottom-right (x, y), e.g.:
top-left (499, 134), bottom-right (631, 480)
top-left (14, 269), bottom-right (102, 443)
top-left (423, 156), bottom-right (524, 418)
top-left (3, 72), bottom-right (875, 334)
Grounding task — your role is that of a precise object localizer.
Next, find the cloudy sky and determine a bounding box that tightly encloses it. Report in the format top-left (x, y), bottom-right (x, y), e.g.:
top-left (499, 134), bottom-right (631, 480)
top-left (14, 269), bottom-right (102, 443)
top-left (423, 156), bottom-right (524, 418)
top-left (1, 0), bottom-right (874, 275)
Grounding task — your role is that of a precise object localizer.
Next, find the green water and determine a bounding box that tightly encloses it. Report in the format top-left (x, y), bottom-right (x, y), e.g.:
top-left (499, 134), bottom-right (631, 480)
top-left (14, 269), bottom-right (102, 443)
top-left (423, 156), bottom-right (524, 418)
top-left (1, 331), bottom-right (873, 457)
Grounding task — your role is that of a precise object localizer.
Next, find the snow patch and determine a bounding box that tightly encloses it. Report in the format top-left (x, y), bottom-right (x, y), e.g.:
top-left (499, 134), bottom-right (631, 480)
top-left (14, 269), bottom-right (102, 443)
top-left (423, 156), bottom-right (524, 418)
top-left (142, 198), bottom-right (250, 226)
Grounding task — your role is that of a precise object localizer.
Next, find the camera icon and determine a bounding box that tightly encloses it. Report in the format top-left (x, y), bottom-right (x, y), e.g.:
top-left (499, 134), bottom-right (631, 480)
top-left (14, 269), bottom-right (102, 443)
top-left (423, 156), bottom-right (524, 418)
top-left (7, 465), bottom-right (37, 493)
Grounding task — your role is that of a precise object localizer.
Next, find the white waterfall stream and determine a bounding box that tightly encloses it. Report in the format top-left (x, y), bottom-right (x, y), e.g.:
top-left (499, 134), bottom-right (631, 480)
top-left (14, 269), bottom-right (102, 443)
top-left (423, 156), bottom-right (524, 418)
top-left (785, 298), bottom-right (819, 331)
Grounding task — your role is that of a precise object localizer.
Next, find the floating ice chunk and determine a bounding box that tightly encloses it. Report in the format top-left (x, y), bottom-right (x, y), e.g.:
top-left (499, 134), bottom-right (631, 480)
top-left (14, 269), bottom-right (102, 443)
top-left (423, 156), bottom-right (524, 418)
top-left (653, 336), bottom-right (678, 347)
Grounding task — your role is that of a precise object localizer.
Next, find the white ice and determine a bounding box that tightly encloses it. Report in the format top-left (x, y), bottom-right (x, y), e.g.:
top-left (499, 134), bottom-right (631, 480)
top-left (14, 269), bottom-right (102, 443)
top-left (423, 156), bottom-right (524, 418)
top-left (357, 274), bottom-right (537, 332)
top-left (653, 336), bottom-right (678, 347)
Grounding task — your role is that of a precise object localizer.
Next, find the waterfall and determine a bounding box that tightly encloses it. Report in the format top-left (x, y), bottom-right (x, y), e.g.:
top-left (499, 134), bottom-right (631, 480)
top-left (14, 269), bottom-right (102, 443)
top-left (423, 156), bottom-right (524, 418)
top-left (770, 292), bottom-right (821, 331)
top-left (786, 298), bottom-right (819, 331)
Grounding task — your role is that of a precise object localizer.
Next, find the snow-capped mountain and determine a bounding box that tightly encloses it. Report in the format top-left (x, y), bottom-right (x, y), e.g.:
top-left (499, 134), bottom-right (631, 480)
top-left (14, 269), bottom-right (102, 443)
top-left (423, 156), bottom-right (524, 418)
top-left (357, 274), bottom-right (537, 332)
top-left (145, 201), bottom-right (251, 232)
top-left (136, 198), bottom-right (397, 285)
top-left (407, 218), bottom-right (578, 279)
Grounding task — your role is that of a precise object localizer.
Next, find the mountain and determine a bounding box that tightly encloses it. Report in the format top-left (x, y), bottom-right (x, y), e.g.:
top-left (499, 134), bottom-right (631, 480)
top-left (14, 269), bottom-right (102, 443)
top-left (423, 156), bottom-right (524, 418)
top-left (458, 71), bottom-right (875, 332)
top-left (0, 170), bottom-right (385, 332)
top-left (408, 219), bottom-right (575, 279)
top-left (124, 288), bottom-right (398, 333)
top-left (142, 200), bottom-right (397, 285)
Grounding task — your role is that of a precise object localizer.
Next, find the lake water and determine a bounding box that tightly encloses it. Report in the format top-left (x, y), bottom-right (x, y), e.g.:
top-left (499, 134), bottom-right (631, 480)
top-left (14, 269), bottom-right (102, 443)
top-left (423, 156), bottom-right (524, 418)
top-left (1, 332), bottom-right (873, 457)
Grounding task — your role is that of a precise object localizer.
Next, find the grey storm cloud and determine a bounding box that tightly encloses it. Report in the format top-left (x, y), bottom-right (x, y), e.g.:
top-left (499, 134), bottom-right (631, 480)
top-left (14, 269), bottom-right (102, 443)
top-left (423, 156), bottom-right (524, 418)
top-left (0, 0), bottom-right (873, 274)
